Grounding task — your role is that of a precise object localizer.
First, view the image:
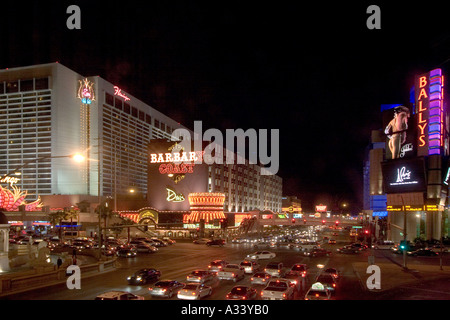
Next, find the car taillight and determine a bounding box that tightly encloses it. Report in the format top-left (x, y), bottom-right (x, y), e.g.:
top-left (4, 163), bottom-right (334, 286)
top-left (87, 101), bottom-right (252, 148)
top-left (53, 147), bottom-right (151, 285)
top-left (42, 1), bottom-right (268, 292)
top-left (192, 292), bottom-right (196, 295)
top-left (242, 296), bottom-right (246, 300)
top-left (333, 284), bottom-right (336, 288)
top-left (250, 278), bottom-right (254, 281)
top-left (315, 294), bottom-right (319, 297)
top-left (149, 288), bottom-right (153, 291)
top-left (283, 293), bottom-right (286, 298)
top-left (162, 289), bottom-right (167, 292)
top-left (260, 291), bottom-right (264, 296)
top-left (232, 273), bottom-right (235, 277)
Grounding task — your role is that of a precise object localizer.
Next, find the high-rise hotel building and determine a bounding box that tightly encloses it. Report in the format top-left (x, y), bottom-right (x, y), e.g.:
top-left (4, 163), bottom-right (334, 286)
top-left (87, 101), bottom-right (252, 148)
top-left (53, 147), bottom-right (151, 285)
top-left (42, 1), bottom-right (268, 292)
top-left (0, 62), bottom-right (183, 202)
top-left (0, 63), bottom-right (282, 216)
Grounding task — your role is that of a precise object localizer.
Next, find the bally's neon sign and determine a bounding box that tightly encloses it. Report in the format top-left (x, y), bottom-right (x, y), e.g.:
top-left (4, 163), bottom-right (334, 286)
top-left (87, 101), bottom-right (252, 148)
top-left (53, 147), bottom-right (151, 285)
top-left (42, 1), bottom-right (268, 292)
top-left (416, 69), bottom-right (444, 156)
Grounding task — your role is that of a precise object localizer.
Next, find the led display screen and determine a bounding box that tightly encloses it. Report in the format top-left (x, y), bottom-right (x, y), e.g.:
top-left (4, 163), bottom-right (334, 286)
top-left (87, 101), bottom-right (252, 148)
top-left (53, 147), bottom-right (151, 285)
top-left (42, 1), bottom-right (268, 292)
top-left (381, 158), bottom-right (426, 194)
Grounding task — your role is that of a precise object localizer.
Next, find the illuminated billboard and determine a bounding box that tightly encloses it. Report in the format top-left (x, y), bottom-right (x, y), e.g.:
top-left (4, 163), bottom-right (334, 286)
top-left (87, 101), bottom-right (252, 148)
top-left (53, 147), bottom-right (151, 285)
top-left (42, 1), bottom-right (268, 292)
top-left (415, 69), bottom-right (444, 156)
top-left (382, 105), bottom-right (416, 160)
top-left (315, 205), bottom-right (327, 212)
top-left (381, 158), bottom-right (427, 194)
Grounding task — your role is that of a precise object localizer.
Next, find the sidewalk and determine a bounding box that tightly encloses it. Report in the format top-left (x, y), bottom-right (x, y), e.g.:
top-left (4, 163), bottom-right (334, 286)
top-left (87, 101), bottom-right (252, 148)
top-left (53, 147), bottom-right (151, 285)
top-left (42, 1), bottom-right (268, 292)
top-left (353, 261), bottom-right (450, 292)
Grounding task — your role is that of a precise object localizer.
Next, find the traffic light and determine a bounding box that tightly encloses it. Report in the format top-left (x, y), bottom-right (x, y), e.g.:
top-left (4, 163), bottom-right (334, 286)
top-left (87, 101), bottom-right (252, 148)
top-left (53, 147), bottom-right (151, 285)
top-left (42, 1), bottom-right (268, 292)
top-left (322, 220), bottom-right (325, 225)
top-left (303, 219), bottom-right (307, 224)
top-left (291, 218), bottom-right (296, 224)
top-left (335, 220), bottom-right (339, 225)
top-left (364, 229), bottom-right (369, 235)
top-left (399, 240), bottom-right (409, 251)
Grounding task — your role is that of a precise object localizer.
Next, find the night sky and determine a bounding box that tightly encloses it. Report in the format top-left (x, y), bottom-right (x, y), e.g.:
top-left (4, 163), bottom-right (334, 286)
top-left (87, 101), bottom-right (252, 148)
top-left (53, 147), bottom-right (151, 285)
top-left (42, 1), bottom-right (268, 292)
top-left (2, 1), bottom-right (450, 213)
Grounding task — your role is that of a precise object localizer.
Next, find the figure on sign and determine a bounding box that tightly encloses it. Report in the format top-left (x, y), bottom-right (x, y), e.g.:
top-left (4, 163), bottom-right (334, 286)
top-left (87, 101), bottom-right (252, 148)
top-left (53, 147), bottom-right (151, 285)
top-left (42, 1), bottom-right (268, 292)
top-left (384, 106), bottom-right (410, 159)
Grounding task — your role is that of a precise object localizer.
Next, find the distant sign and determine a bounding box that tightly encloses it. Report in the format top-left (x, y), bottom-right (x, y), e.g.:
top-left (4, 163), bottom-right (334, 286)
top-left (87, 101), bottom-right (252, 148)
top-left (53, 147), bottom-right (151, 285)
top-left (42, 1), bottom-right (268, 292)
top-left (315, 205), bottom-right (327, 212)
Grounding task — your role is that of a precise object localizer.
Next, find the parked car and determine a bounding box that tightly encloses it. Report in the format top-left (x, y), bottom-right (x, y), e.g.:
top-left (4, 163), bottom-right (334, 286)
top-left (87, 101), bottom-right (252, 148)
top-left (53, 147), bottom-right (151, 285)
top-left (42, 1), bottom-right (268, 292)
top-left (372, 240), bottom-right (395, 250)
top-left (127, 268), bottom-right (161, 285)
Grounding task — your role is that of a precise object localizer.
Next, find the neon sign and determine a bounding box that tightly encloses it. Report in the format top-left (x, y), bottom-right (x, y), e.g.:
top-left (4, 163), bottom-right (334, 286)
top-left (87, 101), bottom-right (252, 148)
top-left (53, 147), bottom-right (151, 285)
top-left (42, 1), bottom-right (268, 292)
top-left (416, 69), bottom-right (444, 156)
top-left (113, 86), bottom-right (131, 101)
top-left (0, 176), bottom-right (20, 187)
top-left (166, 186), bottom-right (185, 202)
top-left (150, 151), bottom-right (203, 164)
top-left (77, 78), bottom-right (96, 104)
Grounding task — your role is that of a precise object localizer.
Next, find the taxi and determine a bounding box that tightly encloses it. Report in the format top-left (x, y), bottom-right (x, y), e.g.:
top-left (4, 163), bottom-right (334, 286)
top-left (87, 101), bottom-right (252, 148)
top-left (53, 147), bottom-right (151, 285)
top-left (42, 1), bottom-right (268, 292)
top-left (304, 282), bottom-right (332, 300)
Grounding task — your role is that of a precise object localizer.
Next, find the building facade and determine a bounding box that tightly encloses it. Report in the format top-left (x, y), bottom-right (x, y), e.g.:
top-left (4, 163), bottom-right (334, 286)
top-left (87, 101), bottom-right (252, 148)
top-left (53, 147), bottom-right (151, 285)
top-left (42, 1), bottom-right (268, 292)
top-left (0, 62), bottom-right (185, 207)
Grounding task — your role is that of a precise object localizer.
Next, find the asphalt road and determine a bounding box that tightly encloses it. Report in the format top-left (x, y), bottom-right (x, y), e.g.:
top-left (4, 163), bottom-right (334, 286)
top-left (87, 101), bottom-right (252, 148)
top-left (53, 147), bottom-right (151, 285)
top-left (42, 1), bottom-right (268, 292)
top-left (3, 227), bottom-right (449, 300)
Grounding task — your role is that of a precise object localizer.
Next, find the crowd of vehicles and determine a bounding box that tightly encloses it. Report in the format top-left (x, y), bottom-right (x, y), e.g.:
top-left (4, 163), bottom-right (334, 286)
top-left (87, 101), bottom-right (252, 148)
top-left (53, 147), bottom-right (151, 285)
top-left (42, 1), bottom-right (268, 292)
top-left (94, 223), bottom-right (448, 301)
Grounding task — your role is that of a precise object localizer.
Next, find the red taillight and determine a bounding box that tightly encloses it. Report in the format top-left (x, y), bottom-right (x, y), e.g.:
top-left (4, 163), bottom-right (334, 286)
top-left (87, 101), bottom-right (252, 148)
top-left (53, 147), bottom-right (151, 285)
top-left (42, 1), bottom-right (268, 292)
top-left (250, 278), bottom-right (254, 281)
top-left (231, 273), bottom-right (235, 277)
top-left (283, 293), bottom-right (286, 298)
top-left (261, 291), bottom-right (264, 296)
top-left (149, 288), bottom-right (153, 291)
top-left (315, 293), bottom-right (319, 297)
top-left (333, 283), bottom-right (336, 288)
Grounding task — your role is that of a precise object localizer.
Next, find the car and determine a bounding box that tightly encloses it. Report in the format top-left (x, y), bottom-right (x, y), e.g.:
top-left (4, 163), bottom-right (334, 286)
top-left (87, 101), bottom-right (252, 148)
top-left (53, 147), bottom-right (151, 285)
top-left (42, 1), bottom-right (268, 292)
top-left (162, 237), bottom-right (176, 245)
top-left (250, 272), bottom-right (272, 285)
top-left (149, 280), bottom-right (185, 298)
top-left (127, 268), bottom-right (161, 285)
top-left (407, 248), bottom-right (439, 256)
top-left (253, 242), bottom-right (270, 249)
top-left (323, 268), bottom-right (341, 281)
top-left (186, 270), bottom-right (215, 283)
top-left (328, 239), bottom-right (337, 244)
top-left (304, 282), bottom-right (332, 300)
top-left (135, 243), bottom-right (158, 253)
top-left (151, 238), bottom-right (168, 247)
top-left (246, 251), bottom-right (276, 260)
top-left (283, 271), bottom-right (302, 291)
top-left (261, 279), bottom-right (295, 300)
top-left (276, 241), bottom-right (295, 249)
top-left (231, 238), bottom-right (246, 243)
top-left (240, 260), bottom-right (261, 274)
top-left (193, 238), bottom-right (210, 244)
top-left (295, 241), bottom-right (320, 252)
top-left (350, 243), bottom-right (368, 251)
top-left (337, 246), bottom-right (360, 254)
top-left (217, 264), bottom-right (245, 282)
top-left (264, 262), bottom-right (286, 277)
top-left (290, 263), bottom-right (308, 277)
top-left (206, 239), bottom-right (225, 247)
top-left (116, 248), bottom-right (137, 257)
top-left (177, 283), bottom-right (212, 300)
top-left (372, 240), bottom-right (395, 250)
top-left (304, 248), bottom-right (331, 257)
top-left (95, 291), bottom-right (144, 300)
top-left (315, 274), bottom-right (338, 292)
top-left (226, 285), bottom-right (258, 300)
top-left (208, 260), bottom-right (228, 272)
top-left (430, 244), bottom-right (449, 253)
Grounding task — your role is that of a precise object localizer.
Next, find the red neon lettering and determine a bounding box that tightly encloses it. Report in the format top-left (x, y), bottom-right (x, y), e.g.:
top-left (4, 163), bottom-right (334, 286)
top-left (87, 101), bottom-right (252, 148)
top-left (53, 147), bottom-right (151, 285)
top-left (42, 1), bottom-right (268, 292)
top-left (418, 88), bottom-right (428, 100)
top-left (418, 112), bottom-right (427, 124)
top-left (113, 86), bottom-right (131, 101)
top-left (419, 135), bottom-right (426, 147)
top-left (418, 123), bottom-right (427, 135)
top-left (418, 100), bottom-right (427, 112)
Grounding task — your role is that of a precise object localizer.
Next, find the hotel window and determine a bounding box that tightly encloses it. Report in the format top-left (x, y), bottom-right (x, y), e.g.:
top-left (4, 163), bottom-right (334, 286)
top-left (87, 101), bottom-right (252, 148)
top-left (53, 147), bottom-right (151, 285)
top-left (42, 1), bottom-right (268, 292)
top-left (154, 119), bottom-right (160, 129)
top-left (114, 98), bottom-right (123, 110)
top-left (124, 103), bottom-right (131, 114)
top-left (35, 78), bottom-right (49, 90)
top-left (131, 106), bottom-right (138, 118)
top-left (145, 114), bottom-right (152, 125)
top-left (105, 92), bottom-right (114, 106)
top-left (139, 110), bottom-right (145, 121)
top-left (20, 79), bottom-right (34, 92)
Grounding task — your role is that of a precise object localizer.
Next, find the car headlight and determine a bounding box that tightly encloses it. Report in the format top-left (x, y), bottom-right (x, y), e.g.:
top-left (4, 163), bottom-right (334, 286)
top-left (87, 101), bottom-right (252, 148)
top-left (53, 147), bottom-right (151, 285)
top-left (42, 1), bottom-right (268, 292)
top-left (136, 277), bottom-right (142, 281)
top-left (127, 276), bottom-right (131, 280)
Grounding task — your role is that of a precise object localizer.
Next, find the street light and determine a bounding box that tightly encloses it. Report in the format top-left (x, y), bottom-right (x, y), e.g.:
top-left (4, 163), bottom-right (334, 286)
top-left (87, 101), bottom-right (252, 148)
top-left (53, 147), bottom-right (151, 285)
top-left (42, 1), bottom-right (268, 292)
top-left (0, 153), bottom-right (85, 181)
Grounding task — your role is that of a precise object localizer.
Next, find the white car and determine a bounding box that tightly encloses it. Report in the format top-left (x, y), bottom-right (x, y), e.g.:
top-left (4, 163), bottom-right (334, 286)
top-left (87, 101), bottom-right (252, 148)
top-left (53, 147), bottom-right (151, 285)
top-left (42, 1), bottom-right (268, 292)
top-left (177, 283), bottom-right (212, 300)
top-left (240, 260), bottom-right (261, 274)
top-left (372, 241), bottom-right (395, 250)
top-left (246, 251), bottom-right (276, 260)
top-left (95, 291), bottom-right (144, 300)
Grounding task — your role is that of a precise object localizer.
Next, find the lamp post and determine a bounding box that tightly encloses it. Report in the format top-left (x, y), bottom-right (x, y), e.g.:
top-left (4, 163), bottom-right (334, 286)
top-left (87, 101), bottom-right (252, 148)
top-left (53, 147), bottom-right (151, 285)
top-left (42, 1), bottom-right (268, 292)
top-left (1, 153), bottom-right (85, 182)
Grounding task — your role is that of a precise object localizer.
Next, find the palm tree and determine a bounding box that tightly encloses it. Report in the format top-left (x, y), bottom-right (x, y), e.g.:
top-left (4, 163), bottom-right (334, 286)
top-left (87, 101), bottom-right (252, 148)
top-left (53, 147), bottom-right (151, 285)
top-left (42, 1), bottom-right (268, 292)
top-left (64, 206), bottom-right (80, 237)
top-left (47, 211), bottom-right (67, 241)
top-left (95, 200), bottom-right (115, 243)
